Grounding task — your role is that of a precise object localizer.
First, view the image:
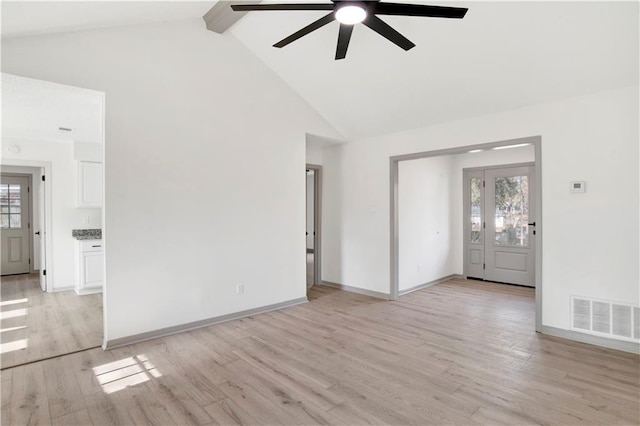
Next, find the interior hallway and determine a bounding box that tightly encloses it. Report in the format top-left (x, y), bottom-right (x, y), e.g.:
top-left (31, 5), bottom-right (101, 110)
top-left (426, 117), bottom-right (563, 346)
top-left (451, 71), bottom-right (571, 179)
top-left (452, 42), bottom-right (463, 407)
top-left (1, 273), bottom-right (102, 369)
top-left (307, 252), bottom-right (314, 288)
top-left (2, 278), bottom-right (638, 425)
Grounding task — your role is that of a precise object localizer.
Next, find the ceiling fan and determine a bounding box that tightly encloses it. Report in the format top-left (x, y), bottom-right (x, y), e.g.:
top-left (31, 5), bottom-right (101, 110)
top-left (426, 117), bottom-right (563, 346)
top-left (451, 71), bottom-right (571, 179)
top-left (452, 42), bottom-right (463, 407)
top-left (231, 1), bottom-right (468, 60)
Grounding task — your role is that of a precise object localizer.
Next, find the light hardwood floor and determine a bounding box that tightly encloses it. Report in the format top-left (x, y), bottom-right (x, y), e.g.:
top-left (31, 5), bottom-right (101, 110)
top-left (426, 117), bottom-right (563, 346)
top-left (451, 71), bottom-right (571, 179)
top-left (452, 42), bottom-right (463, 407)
top-left (2, 278), bottom-right (639, 425)
top-left (1, 273), bottom-right (103, 369)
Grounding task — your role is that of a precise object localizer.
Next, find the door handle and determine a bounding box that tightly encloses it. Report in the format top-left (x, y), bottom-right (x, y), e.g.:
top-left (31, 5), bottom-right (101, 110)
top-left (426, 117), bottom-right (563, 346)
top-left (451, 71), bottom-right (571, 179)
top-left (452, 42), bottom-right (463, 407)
top-left (35, 231), bottom-right (40, 235)
top-left (528, 222), bottom-right (536, 226)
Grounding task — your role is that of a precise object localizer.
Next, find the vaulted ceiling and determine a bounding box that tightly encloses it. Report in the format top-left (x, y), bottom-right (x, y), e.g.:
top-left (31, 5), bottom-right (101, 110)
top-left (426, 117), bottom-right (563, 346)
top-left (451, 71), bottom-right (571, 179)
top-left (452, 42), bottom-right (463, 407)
top-left (230, 1), bottom-right (639, 140)
top-left (2, 1), bottom-right (638, 141)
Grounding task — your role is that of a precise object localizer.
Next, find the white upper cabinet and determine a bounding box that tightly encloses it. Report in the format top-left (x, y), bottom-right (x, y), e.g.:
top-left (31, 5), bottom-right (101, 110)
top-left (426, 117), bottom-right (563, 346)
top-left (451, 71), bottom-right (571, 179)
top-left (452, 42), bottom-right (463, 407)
top-left (78, 161), bottom-right (103, 208)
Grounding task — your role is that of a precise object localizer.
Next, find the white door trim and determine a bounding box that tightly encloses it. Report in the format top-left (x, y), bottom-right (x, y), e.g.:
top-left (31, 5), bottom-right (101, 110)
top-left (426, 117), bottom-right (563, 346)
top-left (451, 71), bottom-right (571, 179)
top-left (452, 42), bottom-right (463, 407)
top-left (390, 136), bottom-right (543, 332)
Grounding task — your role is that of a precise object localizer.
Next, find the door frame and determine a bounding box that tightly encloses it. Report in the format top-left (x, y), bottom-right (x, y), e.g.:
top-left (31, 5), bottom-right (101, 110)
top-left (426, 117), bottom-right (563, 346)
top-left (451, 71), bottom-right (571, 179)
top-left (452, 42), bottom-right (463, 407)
top-left (462, 162), bottom-right (536, 285)
top-left (0, 160), bottom-right (53, 287)
top-left (306, 163), bottom-right (323, 287)
top-left (390, 135), bottom-right (543, 332)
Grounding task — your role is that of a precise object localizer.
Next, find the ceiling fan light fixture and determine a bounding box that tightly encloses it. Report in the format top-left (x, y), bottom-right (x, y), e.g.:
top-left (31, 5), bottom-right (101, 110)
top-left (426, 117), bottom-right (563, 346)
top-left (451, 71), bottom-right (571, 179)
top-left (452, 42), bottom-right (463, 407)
top-left (232, 1), bottom-right (469, 59)
top-left (335, 4), bottom-right (367, 25)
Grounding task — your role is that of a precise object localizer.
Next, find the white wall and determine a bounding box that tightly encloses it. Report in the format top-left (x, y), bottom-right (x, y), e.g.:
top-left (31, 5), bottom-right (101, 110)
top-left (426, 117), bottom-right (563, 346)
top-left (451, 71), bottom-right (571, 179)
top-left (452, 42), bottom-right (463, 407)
top-left (322, 85), bottom-right (639, 332)
top-left (306, 171), bottom-right (314, 250)
top-left (1, 19), bottom-right (342, 342)
top-left (1, 139), bottom-right (102, 290)
top-left (398, 156), bottom-right (453, 291)
top-left (306, 144), bottom-right (323, 166)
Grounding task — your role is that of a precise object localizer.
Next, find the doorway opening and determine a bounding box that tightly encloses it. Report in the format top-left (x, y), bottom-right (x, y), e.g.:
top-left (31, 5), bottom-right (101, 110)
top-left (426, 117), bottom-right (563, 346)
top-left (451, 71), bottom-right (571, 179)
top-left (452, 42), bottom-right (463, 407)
top-left (390, 136), bottom-right (542, 331)
top-left (1, 73), bottom-right (105, 368)
top-left (306, 164), bottom-right (322, 290)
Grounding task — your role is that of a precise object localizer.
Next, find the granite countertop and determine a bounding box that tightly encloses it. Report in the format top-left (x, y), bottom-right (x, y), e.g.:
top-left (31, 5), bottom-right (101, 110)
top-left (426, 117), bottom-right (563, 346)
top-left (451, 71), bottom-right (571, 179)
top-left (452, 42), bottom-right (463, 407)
top-left (72, 229), bottom-right (102, 240)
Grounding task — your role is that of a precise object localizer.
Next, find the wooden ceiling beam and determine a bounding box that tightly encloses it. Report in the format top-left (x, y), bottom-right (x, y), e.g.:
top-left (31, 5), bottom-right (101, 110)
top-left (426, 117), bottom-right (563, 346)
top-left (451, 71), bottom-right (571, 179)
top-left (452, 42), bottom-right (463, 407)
top-left (203, 0), bottom-right (264, 34)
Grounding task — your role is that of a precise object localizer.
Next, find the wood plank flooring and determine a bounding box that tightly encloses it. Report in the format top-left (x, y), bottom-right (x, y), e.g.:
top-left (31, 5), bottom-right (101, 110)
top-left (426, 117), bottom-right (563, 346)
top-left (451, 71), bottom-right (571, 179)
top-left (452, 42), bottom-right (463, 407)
top-left (2, 278), bottom-right (639, 425)
top-left (1, 273), bottom-right (103, 369)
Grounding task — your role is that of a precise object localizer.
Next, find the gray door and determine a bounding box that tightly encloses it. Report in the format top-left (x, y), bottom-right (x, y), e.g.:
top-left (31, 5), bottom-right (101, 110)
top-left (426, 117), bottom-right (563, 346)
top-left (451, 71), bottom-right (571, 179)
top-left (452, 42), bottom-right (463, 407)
top-left (1, 175), bottom-right (31, 275)
top-left (463, 170), bottom-right (485, 280)
top-left (485, 166), bottom-right (535, 286)
top-left (464, 165), bottom-right (535, 287)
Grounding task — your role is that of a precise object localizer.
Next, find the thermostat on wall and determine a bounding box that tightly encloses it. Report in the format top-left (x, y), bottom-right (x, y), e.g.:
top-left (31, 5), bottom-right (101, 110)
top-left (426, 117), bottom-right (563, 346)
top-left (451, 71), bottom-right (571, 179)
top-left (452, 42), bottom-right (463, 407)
top-left (570, 181), bottom-right (585, 193)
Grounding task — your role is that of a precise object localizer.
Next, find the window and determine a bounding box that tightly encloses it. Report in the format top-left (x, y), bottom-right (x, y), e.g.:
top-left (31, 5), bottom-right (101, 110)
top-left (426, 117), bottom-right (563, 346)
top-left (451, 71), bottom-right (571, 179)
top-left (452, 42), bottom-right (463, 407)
top-left (0, 184), bottom-right (22, 229)
top-left (494, 176), bottom-right (529, 247)
top-left (470, 177), bottom-right (481, 243)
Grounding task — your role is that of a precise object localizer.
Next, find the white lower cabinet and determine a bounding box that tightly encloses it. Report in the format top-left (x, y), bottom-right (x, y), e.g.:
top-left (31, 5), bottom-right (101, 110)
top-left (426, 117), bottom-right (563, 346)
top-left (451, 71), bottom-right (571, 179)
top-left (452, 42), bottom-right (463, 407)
top-left (76, 240), bottom-right (104, 295)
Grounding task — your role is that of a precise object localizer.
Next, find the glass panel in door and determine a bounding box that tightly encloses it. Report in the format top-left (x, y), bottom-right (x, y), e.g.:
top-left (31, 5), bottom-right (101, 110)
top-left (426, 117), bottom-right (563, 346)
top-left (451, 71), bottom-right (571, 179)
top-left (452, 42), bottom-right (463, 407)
top-left (470, 177), bottom-right (482, 243)
top-left (494, 175), bottom-right (529, 247)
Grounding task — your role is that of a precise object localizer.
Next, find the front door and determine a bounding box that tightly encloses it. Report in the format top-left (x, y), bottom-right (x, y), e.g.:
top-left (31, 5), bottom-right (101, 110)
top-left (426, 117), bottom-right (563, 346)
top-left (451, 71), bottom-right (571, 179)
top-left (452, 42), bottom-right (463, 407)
top-left (464, 165), bottom-right (536, 287)
top-left (1, 175), bottom-right (31, 275)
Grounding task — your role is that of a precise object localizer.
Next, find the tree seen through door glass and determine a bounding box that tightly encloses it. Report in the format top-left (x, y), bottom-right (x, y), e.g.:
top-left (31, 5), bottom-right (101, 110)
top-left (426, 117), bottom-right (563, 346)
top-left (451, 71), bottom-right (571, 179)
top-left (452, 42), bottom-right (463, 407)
top-left (494, 176), bottom-right (528, 247)
top-left (470, 178), bottom-right (481, 243)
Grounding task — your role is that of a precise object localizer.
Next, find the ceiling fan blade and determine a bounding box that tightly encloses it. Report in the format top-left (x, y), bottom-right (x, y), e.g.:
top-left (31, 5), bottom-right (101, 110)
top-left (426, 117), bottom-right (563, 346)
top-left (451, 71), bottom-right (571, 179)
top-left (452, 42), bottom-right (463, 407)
top-left (335, 24), bottom-right (354, 60)
top-left (273, 13), bottom-right (336, 48)
top-left (231, 3), bottom-right (334, 11)
top-left (363, 15), bottom-right (415, 51)
top-left (373, 2), bottom-right (468, 19)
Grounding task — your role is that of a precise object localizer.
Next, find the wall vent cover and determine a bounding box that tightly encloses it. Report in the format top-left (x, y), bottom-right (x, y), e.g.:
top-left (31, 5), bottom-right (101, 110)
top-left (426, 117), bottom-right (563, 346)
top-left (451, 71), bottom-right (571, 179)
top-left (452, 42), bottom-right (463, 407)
top-left (571, 296), bottom-right (639, 343)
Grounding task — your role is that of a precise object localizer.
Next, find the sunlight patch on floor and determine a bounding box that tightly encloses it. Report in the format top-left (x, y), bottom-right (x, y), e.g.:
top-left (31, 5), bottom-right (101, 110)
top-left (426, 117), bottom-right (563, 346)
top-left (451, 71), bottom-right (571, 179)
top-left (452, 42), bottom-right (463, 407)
top-left (0, 325), bottom-right (27, 333)
top-left (0, 298), bottom-right (28, 307)
top-left (93, 354), bottom-right (162, 394)
top-left (0, 339), bottom-right (28, 354)
top-left (0, 308), bottom-right (27, 320)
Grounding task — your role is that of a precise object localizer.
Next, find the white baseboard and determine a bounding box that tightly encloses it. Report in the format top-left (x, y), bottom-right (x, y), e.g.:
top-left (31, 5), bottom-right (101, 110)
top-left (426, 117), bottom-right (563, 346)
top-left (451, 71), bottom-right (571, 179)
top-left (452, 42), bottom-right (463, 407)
top-left (398, 274), bottom-right (463, 296)
top-left (540, 325), bottom-right (640, 354)
top-left (104, 297), bottom-right (308, 350)
top-left (50, 286), bottom-right (74, 293)
top-left (319, 281), bottom-right (390, 300)
top-left (75, 287), bottom-right (103, 296)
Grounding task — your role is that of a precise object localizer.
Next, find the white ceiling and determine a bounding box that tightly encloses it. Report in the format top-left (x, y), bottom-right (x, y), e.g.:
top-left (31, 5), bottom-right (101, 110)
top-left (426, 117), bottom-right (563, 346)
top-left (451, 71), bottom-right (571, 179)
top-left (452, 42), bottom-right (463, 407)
top-left (1, 1), bottom-right (215, 39)
top-left (2, 1), bottom-right (638, 141)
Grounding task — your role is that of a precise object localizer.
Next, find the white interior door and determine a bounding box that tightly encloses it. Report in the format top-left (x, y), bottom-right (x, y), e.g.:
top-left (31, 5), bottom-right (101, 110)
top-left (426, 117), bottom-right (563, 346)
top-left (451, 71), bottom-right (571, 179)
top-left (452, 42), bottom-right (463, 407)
top-left (464, 165), bottom-right (535, 287)
top-left (38, 170), bottom-right (47, 291)
top-left (1, 175), bottom-right (31, 275)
